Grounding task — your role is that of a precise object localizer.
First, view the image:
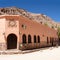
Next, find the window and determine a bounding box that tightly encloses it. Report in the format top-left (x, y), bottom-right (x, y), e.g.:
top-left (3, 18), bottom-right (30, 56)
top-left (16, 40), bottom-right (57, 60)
top-left (22, 34), bottom-right (26, 43)
top-left (28, 35), bottom-right (31, 43)
top-left (53, 38), bottom-right (54, 42)
top-left (50, 37), bottom-right (52, 43)
top-left (51, 37), bottom-right (54, 43)
top-left (51, 38), bottom-right (54, 46)
top-left (50, 37), bottom-right (54, 46)
top-left (37, 36), bottom-right (40, 43)
top-left (47, 37), bottom-right (49, 44)
top-left (34, 35), bottom-right (36, 43)
top-left (22, 24), bottom-right (26, 29)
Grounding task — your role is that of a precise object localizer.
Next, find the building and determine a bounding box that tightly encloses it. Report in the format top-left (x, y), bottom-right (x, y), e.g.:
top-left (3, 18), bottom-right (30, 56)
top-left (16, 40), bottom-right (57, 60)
top-left (0, 15), bottom-right (58, 50)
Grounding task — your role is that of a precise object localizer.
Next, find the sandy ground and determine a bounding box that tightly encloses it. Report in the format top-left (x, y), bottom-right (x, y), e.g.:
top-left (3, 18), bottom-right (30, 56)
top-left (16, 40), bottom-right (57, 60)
top-left (0, 47), bottom-right (60, 60)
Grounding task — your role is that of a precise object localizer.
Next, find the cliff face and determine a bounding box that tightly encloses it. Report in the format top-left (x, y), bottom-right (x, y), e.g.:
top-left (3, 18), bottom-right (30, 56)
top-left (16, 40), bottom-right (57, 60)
top-left (30, 13), bottom-right (60, 30)
top-left (0, 7), bottom-right (60, 30)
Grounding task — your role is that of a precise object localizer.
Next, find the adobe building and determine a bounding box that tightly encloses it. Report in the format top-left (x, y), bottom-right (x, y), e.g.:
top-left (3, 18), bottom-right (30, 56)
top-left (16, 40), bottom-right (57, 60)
top-left (0, 15), bottom-right (58, 50)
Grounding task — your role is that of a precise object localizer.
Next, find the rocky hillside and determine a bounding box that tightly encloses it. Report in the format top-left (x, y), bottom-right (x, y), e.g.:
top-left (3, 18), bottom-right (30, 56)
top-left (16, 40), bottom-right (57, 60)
top-left (0, 7), bottom-right (60, 30)
top-left (30, 13), bottom-right (60, 30)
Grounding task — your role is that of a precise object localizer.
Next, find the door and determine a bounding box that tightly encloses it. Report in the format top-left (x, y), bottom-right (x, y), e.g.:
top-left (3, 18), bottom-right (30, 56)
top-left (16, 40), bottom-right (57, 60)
top-left (7, 34), bottom-right (17, 49)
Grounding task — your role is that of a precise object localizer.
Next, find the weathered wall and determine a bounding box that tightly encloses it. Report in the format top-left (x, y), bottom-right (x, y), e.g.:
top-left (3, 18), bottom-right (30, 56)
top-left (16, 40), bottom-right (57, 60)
top-left (0, 18), bottom-right (6, 50)
top-left (0, 15), bottom-right (58, 50)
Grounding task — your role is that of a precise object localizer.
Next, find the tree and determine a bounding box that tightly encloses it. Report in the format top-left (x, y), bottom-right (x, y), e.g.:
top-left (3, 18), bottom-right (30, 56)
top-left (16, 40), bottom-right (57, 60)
top-left (57, 27), bottom-right (60, 38)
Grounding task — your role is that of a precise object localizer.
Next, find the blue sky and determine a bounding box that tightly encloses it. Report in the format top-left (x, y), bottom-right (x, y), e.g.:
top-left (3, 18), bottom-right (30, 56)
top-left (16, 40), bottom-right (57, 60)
top-left (0, 0), bottom-right (60, 22)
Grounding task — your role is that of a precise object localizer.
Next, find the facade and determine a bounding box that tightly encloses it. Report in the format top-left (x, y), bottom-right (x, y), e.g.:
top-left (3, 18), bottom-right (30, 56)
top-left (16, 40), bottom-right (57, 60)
top-left (0, 15), bottom-right (58, 50)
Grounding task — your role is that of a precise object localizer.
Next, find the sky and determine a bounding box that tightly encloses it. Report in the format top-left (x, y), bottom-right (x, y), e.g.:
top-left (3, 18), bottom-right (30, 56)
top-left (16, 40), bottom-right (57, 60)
top-left (0, 0), bottom-right (60, 22)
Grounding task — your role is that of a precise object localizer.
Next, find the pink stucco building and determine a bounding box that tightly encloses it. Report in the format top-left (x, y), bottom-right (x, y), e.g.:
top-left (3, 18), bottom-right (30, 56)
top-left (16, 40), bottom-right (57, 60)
top-left (0, 15), bottom-right (58, 50)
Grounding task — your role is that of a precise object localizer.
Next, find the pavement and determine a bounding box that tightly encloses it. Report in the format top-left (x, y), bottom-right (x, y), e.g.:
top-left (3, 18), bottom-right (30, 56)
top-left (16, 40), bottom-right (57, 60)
top-left (0, 46), bottom-right (60, 60)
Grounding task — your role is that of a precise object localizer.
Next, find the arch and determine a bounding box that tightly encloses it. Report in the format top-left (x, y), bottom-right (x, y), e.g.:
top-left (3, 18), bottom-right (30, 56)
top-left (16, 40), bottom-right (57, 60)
top-left (50, 37), bottom-right (53, 46)
top-left (59, 38), bottom-right (60, 45)
top-left (28, 35), bottom-right (31, 43)
top-left (47, 37), bottom-right (49, 44)
top-left (22, 34), bottom-right (26, 43)
top-left (34, 35), bottom-right (36, 43)
top-left (7, 33), bottom-right (17, 49)
top-left (37, 36), bottom-right (40, 43)
top-left (50, 37), bottom-right (52, 43)
top-left (51, 37), bottom-right (54, 46)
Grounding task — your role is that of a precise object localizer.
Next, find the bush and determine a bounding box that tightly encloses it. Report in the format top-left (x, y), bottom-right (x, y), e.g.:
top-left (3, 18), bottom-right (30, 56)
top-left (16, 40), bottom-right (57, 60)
top-left (57, 27), bottom-right (60, 38)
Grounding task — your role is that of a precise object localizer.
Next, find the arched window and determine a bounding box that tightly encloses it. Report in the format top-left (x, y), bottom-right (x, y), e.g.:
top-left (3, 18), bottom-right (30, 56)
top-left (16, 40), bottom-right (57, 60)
top-left (51, 37), bottom-right (54, 46)
top-left (34, 35), bottom-right (36, 43)
top-left (37, 36), bottom-right (40, 43)
top-left (28, 35), bottom-right (31, 43)
top-left (22, 34), bottom-right (26, 43)
top-left (50, 37), bottom-right (52, 43)
top-left (50, 37), bottom-right (54, 46)
top-left (47, 37), bottom-right (49, 44)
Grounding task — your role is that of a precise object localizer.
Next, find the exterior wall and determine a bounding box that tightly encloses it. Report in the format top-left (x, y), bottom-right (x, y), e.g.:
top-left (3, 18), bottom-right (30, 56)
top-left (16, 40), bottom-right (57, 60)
top-left (5, 19), bottom-right (19, 50)
top-left (0, 18), bottom-right (6, 50)
top-left (0, 15), bottom-right (58, 50)
top-left (19, 16), bottom-right (58, 49)
top-left (0, 15), bottom-right (20, 50)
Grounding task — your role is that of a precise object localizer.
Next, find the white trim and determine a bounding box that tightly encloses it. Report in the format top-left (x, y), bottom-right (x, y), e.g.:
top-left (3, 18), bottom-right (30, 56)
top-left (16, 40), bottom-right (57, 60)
top-left (0, 15), bottom-right (20, 17)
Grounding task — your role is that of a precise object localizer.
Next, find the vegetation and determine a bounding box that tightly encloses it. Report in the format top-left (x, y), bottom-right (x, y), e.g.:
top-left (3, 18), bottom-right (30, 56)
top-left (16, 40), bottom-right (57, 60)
top-left (57, 27), bottom-right (60, 38)
top-left (51, 25), bottom-right (54, 29)
top-left (44, 23), bottom-right (48, 26)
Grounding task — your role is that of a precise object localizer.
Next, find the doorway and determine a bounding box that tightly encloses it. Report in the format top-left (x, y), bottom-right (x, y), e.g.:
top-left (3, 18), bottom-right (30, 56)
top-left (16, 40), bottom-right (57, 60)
top-left (7, 34), bottom-right (17, 49)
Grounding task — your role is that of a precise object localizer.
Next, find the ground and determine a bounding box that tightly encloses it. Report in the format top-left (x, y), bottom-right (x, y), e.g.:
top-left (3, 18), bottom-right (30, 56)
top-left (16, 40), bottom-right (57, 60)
top-left (0, 46), bottom-right (60, 60)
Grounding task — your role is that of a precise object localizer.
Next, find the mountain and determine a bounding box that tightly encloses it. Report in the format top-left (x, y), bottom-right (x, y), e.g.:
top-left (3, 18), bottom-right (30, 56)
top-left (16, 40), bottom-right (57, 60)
top-left (0, 7), bottom-right (60, 30)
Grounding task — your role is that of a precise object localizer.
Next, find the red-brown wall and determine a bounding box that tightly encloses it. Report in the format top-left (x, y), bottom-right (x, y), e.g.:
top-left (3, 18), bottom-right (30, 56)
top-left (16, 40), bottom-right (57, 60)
top-left (0, 15), bottom-right (58, 50)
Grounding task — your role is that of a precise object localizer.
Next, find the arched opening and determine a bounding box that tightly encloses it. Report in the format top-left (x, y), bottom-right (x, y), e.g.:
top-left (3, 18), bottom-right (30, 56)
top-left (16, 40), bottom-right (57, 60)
top-left (59, 38), bottom-right (60, 45)
top-left (51, 38), bottom-right (54, 46)
top-left (28, 35), bottom-right (31, 43)
top-left (47, 37), bottom-right (49, 44)
top-left (7, 34), bottom-right (17, 49)
top-left (34, 35), bottom-right (36, 43)
top-left (50, 37), bottom-right (53, 46)
top-left (22, 34), bottom-right (26, 44)
top-left (37, 36), bottom-right (40, 43)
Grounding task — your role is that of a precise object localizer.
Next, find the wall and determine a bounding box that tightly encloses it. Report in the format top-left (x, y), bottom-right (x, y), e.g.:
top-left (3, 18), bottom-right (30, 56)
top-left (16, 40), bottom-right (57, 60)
top-left (0, 18), bottom-right (6, 50)
top-left (0, 15), bottom-right (58, 50)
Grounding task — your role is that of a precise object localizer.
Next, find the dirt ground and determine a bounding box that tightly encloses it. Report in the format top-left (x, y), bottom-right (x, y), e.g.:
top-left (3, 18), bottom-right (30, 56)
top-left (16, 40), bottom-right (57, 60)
top-left (0, 46), bottom-right (60, 60)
